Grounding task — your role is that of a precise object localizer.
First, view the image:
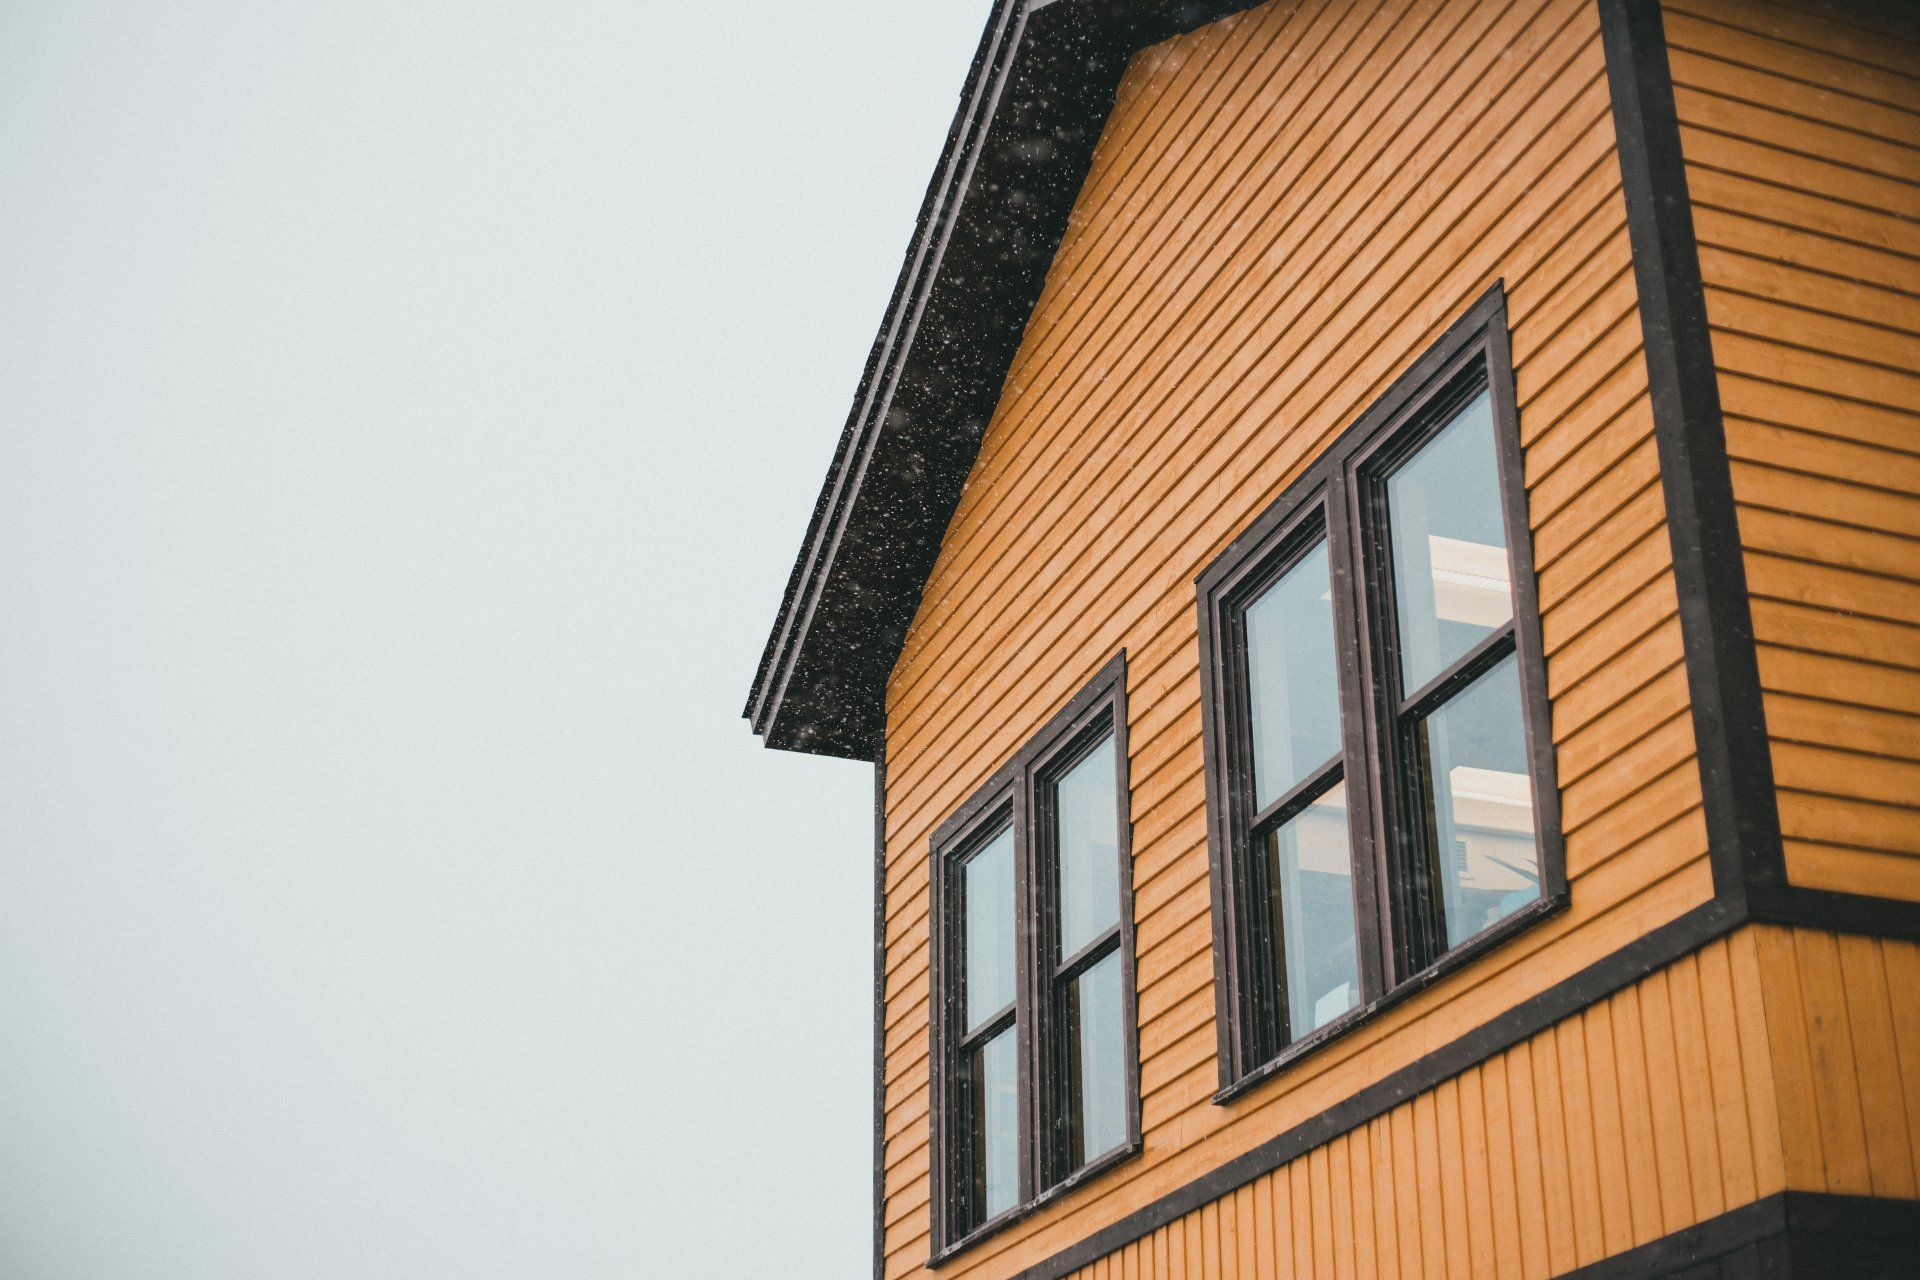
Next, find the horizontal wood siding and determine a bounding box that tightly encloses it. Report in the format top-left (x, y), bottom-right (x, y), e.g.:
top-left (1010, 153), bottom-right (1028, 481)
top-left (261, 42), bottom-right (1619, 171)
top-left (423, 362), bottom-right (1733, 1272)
top-left (1665, 0), bottom-right (1920, 899)
top-left (1052, 931), bottom-right (1787, 1280)
top-left (880, 0), bottom-right (1715, 1274)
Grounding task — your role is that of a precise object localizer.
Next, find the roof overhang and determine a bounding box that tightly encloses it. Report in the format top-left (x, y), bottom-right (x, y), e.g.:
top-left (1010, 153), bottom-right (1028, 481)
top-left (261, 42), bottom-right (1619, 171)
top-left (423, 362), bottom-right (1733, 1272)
top-left (745, 0), bottom-right (1265, 760)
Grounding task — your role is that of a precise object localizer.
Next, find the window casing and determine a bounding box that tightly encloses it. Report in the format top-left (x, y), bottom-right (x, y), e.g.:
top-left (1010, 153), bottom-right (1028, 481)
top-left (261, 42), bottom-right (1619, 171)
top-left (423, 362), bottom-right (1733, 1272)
top-left (930, 655), bottom-right (1140, 1258)
top-left (1198, 285), bottom-right (1566, 1094)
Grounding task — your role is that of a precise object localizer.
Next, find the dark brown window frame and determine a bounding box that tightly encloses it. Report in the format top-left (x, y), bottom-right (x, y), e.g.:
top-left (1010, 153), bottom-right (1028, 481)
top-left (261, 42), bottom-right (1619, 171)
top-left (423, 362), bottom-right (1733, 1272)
top-left (1197, 284), bottom-right (1568, 1100)
top-left (928, 653), bottom-right (1141, 1263)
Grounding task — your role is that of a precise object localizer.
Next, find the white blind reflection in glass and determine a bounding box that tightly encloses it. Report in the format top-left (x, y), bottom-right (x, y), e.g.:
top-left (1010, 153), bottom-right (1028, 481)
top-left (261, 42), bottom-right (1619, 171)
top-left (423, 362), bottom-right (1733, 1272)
top-left (966, 1029), bottom-right (1020, 1222)
top-left (1063, 950), bottom-right (1126, 1165)
top-left (963, 828), bottom-right (1016, 1029)
top-left (1054, 734), bottom-right (1120, 962)
top-left (1387, 391), bottom-right (1513, 693)
top-left (1244, 541), bottom-right (1343, 808)
top-left (1261, 782), bottom-right (1361, 1041)
top-left (1413, 654), bottom-right (1541, 947)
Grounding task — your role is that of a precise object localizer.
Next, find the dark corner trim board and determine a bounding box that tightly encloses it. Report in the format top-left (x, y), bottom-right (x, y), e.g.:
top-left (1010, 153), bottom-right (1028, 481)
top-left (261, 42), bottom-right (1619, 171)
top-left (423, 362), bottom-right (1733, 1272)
top-left (1596, 0), bottom-right (1785, 911)
top-left (872, 744), bottom-right (889, 1280)
top-left (1598, 0), bottom-right (1915, 937)
top-left (743, 0), bottom-right (1266, 760)
top-left (1558, 1192), bottom-right (1920, 1279)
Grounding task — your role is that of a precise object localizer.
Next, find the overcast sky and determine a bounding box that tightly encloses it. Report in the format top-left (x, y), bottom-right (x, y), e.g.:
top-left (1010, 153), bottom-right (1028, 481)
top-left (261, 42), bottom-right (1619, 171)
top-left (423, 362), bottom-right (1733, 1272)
top-left (0, 2), bottom-right (984, 1275)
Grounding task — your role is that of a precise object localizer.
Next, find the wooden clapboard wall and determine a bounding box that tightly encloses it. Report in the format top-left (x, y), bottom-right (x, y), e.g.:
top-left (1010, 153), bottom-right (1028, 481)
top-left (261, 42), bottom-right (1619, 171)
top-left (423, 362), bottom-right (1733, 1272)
top-left (876, 0), bottom-right (1733, 1274)
top-left (1665, 0), bottom-right (1920, 900)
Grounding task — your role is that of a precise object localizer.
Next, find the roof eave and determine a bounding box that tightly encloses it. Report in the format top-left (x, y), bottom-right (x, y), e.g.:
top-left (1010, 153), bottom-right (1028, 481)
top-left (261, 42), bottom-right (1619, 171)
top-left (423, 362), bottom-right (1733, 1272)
top-left (745, 0), bottom-right (1265, 760)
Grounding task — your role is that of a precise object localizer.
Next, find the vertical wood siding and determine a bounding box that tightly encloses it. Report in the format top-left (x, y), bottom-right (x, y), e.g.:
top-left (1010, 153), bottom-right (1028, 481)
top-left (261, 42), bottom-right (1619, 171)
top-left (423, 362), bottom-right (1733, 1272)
top-left (879, 0), bottom-right (1717, 1274)
top-left (1754, 926), bottom-right (1920, 1202)
top-left (1665, 0), bottom-right (1920, 899)
top-left (1045, 927), bottom-right (1920, 1280)
top-left (1053, 931), bottom-right (1787, 1280)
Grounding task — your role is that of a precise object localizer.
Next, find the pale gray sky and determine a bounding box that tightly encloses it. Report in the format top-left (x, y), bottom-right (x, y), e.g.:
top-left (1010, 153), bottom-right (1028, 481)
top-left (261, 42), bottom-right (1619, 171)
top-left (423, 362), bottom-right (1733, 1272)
top-left (0, 2), bottom-right (983, 1275)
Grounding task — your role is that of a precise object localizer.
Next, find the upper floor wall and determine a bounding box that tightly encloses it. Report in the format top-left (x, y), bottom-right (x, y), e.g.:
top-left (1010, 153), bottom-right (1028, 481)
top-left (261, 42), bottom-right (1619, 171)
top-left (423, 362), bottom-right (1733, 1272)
top-left (876, 0), bottom-right (1728, 1273)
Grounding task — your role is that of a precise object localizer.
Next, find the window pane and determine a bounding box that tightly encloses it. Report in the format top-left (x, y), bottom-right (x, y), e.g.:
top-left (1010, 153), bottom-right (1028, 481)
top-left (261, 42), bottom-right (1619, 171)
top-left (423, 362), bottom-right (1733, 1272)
top-left (1243, 540), bottom-right (1343, 808)
top-left (1386, 391), bottom-right (1514, 692)
top-left (1411, 654), bottom-right (1541, 949)
top-left (1062, 949), bottom-right (1127, 1168)
top-left (1054, 733), bottom-right (1121, 962)
top-left (1261, 781), bottom-right (1361, 1042)
top-left (963, 827), bottom-right (1016, 1031)
top-left (963, 1027), bottom-right (1020, 1224)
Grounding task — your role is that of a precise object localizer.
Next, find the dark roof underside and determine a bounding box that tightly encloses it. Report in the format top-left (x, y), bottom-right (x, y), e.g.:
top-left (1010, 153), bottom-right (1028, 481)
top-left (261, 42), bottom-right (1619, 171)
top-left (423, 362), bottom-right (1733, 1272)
top-left (745, 0), bottom-right (1264, 760)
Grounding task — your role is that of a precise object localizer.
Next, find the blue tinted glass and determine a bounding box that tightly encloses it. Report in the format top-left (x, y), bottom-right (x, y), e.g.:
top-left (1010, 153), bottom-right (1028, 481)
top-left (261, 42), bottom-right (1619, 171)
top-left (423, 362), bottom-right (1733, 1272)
top-left (1412, 654), bottom-right (1541, 948)
top-left (963, 827), bottom-right (1015, 1031)
top-left (1054, 734), bottom-right (1120, 961)
top-left (1386, 391), bottom-right (1514, 692)
top-left (967, 1028), bottom-right (1019, 1222)
top-left (1064, 950), bottom-right (1127, 1167)
top-left (1261, 781), bottom-right (1360, 1042)
top-left (1243, 540), bottom-right (1343, 808)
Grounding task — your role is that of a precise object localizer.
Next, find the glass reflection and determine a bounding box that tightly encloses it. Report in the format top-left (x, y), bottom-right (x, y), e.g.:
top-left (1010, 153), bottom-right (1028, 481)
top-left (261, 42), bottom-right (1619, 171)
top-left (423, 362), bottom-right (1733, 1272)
top-left (1412, 655), bottom-right (1541, 947)
top-left (965, 1028), bottom-right (1019, 1222)
top-left (963, 827), bottom-right (1016, 1030)
top-left (1063, 950), bottom-right (1127, 1167)
top-left (1055, 734), bottom-right (1120, 962)
top-left (1261, 781), bottom-right (1361, 1041)
top-left (1387, 391), bottom-right (1514, 692)
top-left (1244, 540), bottom-right (1343, 808)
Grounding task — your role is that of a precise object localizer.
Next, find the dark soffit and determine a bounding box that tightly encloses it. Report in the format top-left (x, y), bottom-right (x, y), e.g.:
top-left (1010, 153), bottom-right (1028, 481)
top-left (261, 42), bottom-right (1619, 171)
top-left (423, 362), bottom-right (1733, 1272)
top-left (743, 0), bottom-right (1266, 760)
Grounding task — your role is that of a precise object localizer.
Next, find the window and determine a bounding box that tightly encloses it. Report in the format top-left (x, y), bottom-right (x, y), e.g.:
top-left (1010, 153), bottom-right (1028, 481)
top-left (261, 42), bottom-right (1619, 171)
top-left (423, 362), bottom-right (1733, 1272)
top-left (930, 655), bottom-right (1139, 1256)
top-left (1197, 286), bottom-right (1564, 1091)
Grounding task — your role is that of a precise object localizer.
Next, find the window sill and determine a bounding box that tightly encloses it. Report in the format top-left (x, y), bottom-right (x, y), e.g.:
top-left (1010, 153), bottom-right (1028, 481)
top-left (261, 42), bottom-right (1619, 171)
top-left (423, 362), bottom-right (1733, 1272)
top-left (1213, 890), bottom-right (1569, 1106)
top-left (926, 1138), bottom-right (1144, 1268)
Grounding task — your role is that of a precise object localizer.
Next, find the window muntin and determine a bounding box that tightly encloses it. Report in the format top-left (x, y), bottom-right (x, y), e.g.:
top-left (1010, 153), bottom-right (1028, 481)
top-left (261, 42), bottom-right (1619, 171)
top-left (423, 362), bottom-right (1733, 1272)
top-left (931, 658), bottom-right (1139, 1256)
top-left (1198, 287), bottom-right (1563, 1090)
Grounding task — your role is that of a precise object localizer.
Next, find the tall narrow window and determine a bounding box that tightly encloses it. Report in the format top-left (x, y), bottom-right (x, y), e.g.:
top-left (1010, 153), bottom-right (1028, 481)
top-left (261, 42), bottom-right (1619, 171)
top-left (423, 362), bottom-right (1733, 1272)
top-left (1198, 285), bottom-right (1563, 1091)
top-left (931, 656), bottom-right (1140, 1257)
top-left (1376, 391), bottom-right (1543, 962)
top-left (1237, 537), bottom-right (1362, 1061)
top-left (955, 823), bottom-right (1019, 1225)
